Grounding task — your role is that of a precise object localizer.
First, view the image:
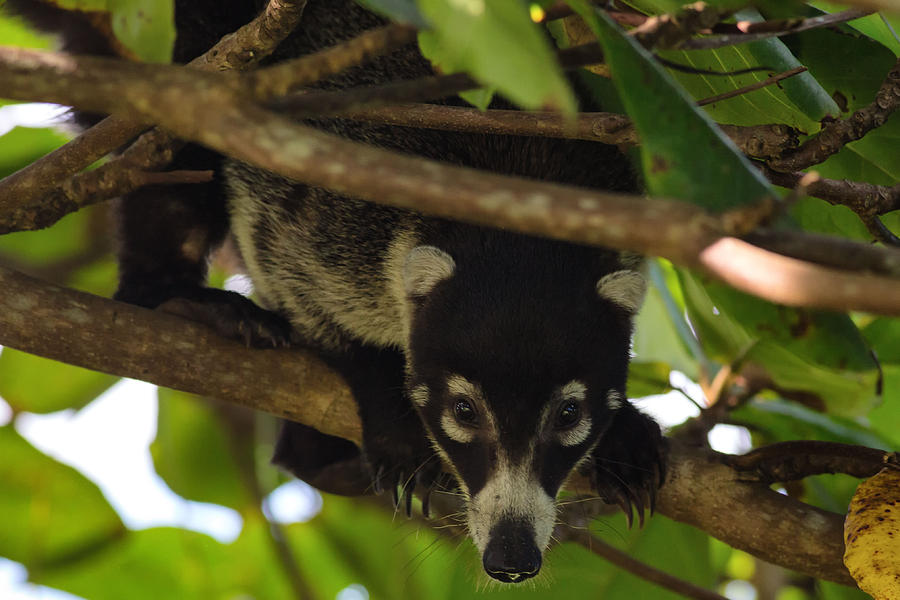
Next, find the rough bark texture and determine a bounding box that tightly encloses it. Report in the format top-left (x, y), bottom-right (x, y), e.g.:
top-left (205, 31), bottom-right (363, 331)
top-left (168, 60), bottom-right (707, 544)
top-left (0, 264), bottom-right (856, 586)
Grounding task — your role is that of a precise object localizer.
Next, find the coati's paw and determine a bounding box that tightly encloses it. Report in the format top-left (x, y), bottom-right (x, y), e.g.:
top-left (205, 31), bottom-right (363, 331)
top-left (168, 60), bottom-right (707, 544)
top-left (156, 288), bottom-right (294, 348)
top-left (584, 405), bottom-right (667, 527)
top-left (362, 422), bottom-right (443, 518)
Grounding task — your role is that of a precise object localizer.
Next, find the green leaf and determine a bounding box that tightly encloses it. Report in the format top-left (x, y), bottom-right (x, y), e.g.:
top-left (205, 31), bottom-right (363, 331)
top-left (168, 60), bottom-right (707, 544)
top-left (35, 527), bottom-right (236, 600)
top-left (0, 348), bottom-right (119, 414)
top-left (632, 269), bottom-right (699, 380)
top-left (737, 9), bottom-right (841, 120)
top-left (809, 2), bottom-right (900, 56)
top-left (0, 125), bottom-right (69, 178)
top-left (416, 0), bottom-right (576, 112)
top-left (0, 12), bottom-right (55, 48)
top-left (151, 388), bottom-right (252, 511)
top-left (355, 0), bottom-right (427, 27)
top-left (0, 425), bottom-right (123, 568)
top-left (108, 0), bottom-right (175, 63)
top-left (573, 4), bottom-right (776, 211)
top-left (8, 0), bottom-right (175, 62)
top-left (678, 271), bottom-right (880, 417)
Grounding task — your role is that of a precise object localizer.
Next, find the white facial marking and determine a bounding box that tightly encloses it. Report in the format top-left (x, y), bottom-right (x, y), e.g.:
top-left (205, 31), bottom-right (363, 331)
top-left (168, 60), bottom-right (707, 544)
top-left (441, 411), bottom-right (476, 444)
top-left (403, 246), bottom-right (456, 297)
top-left (409, 384), bottom-right (429, 408)
top-left (596, 270), bottom-right (647, 314)
top-left (559, 414), bottom-right (592, 447)
top-left (446, 374), bottom-right (479, 399)
top-left (607, 389), bottom-right (625, 410)
top-left (467, 448), bottom-right (555, 556)
top-left (559, 380), bottom-right (587, 401)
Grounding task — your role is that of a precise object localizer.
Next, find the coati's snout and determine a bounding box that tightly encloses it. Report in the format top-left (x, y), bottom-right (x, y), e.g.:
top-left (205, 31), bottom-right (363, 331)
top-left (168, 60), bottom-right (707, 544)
top-left (482, 518), bottom-right (542, 582)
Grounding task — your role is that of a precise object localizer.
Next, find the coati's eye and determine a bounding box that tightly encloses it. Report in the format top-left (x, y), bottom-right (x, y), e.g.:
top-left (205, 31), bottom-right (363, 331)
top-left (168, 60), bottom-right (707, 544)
top-left (555, 402), bottom-right (581, 429)
top-left (454, 399), bottom-right (478, 425)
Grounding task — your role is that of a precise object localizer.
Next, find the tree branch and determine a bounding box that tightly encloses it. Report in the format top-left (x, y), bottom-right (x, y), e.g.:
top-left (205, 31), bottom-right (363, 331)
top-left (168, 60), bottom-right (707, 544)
top-left (768, 56), bottom-right (900, 172)
top-left (3, 47), bottom-right (900, 315)
top-left (0, 0), bottom-right (307, 219)
top-left (0, 265), bottom-right (857, 586)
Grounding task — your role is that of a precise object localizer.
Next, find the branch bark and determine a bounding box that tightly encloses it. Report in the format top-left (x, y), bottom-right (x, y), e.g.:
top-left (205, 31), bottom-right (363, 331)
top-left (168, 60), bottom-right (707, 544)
top-left (0, 265), bottom-right (856, 586)
top-left (0, 0), bottom-right (307, 218)
top-left (3, 47), bottom-right (900, 314)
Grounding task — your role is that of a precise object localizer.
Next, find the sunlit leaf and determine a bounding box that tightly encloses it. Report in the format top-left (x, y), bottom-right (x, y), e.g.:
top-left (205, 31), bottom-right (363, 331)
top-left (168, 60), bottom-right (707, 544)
top-left (0, 425), bottom-right (123, 568)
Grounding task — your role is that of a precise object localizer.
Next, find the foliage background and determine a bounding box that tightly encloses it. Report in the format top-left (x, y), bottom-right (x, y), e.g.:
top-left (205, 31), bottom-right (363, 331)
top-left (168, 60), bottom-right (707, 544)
top-left (0, 0), bottom-right (898, 598)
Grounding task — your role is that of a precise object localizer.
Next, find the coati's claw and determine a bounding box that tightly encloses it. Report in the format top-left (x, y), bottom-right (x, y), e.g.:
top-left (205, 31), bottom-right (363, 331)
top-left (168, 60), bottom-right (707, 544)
top-left (589, 404), bottom-right (666, 528)
top-left (156, 288), bottom-right (294, 348)
top-left (373, 464), bottom-right (386, 496)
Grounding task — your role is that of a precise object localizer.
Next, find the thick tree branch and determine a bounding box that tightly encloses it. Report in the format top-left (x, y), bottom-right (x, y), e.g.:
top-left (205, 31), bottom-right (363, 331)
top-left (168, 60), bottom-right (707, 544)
top-left (0, 265), bottom-right (857, 586)
top-left (3, 47), bottom-right (900, 315)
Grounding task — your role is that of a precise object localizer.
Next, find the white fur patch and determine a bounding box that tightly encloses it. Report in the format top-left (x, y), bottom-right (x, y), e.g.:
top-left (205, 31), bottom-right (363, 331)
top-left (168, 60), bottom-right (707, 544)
top-left (559, 414), bottom-right (592, 447)
top-left (441, 411), bottom-right (476, 444)
top-left (606, 389), bottom-right (625, 410)
top-left (409, 384), bottom-right (429, 408)
top-left (403, 246), bottom-right (456, 297)
top-left (559, 380), bottom-right (587, 402)
top-left (467, 449), bottom-right (555, 556)
top-left (447, 374), bottom-right (480, 399)
top-left (596, 270), bottom-right (647, 314)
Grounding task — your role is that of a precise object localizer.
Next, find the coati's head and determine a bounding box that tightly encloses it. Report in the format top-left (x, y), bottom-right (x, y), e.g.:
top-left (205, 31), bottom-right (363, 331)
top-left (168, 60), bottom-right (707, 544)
top-left (401, 240), bottom-right (647, 583)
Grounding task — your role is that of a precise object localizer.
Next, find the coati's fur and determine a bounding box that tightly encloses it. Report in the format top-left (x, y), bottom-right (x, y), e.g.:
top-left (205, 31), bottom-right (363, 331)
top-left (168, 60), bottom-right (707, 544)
top-left (7, 0), bottom-right (665, 582)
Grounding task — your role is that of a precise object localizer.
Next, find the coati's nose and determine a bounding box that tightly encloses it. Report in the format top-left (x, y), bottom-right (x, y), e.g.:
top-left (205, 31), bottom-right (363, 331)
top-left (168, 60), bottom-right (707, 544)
top-left (482, 518), bottom-right (542, 583)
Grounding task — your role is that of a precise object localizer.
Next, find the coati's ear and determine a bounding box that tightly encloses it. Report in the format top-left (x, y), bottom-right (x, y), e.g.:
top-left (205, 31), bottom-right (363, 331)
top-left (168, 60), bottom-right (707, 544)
top-left (596, 270), bottom-right (647, 314)
top-left (404, 246), bottom-right (456, 297)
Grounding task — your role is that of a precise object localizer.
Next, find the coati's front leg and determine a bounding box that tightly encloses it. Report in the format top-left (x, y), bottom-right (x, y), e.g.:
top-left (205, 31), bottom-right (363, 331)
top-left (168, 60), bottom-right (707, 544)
top-left (274, 342), bottom-right (442, 511)
top-left (114, 146), bottom-right (292, 347)
top-left (586, 401), bottom-right (667, 527)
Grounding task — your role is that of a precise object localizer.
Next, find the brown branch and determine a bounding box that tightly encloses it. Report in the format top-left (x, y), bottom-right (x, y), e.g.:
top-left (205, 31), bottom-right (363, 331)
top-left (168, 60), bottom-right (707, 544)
top-left (684, 9), bottom-right (873, 50)
top-left (341, 104), bottom-right (798, 160)
top-left (745, 229), bottom-right (900, 277)
top-left (769, 56), bottom-right (900, 172)
top-left (628, 2), bottom-right (729, 50)
top-left (726, 441), bottom-right (897, 484)
top-left (4, 47), bottom-right (900, 315)
top-left (763, 168), bottom-right (900, 218)
top-left (559, 532), bottom-right (728, 600)
top-left (696, 66), bottom-right (808, 107)
top-left (0, 0), bottom-right (307, 223)
top-left (862, 215), bottom-right (900, 247)
top-left (0, 264), bottom-right (856, 585)
top-left (699, 237), bottom-right (900, 315)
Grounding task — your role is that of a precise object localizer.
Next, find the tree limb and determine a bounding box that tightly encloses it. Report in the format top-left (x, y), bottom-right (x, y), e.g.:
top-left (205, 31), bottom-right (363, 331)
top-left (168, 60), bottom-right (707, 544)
top-left (3, 47), bottom-right (900, 315)
top-left (0, 0), bottom-right (307, 218)
top-left (0, 265), bottom-right (858, 586)
top-left (768, 56), bottom-right (900, 172)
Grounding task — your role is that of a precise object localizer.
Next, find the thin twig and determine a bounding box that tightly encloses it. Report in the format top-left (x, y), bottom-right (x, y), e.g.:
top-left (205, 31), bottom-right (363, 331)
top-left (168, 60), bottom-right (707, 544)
top-left (0, 0), bottom-right (307, 216)
top-left (769, 56), bottom-right (900, 172)
top-left (696, 66), bottom-right (807, 106)
top-left (862, 215), bottom-right (900, 246)
top-left (762, 167), bottom-right (900, 218)
top-left (684, 9), bottom-right (873, 50)
top-left (745, 229), bottom-right (900, 277)
top-left (566, 532), bottom-right (729, 600)
top-left (727, 441), bottom-right (897, 483)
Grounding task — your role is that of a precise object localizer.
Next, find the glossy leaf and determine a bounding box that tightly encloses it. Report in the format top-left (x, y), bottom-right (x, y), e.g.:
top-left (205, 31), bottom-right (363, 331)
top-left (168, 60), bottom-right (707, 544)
top-left (0, 348), bottom-right (119, 414)
top-left (678, 271), bottom-right (880, 417)
top-left (573, 4), bottom-right (776, 211)
top-left (151, 388), bottom-right (251, 511)
top-left (0, 425), bottom-right (123, 568)
top-left (416, 0), bottom-right (576, 112)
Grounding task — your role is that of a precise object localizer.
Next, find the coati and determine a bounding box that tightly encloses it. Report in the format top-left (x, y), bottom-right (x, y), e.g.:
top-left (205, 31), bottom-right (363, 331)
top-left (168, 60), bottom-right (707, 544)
top-left (7, 0), bottom-right (665, 583)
